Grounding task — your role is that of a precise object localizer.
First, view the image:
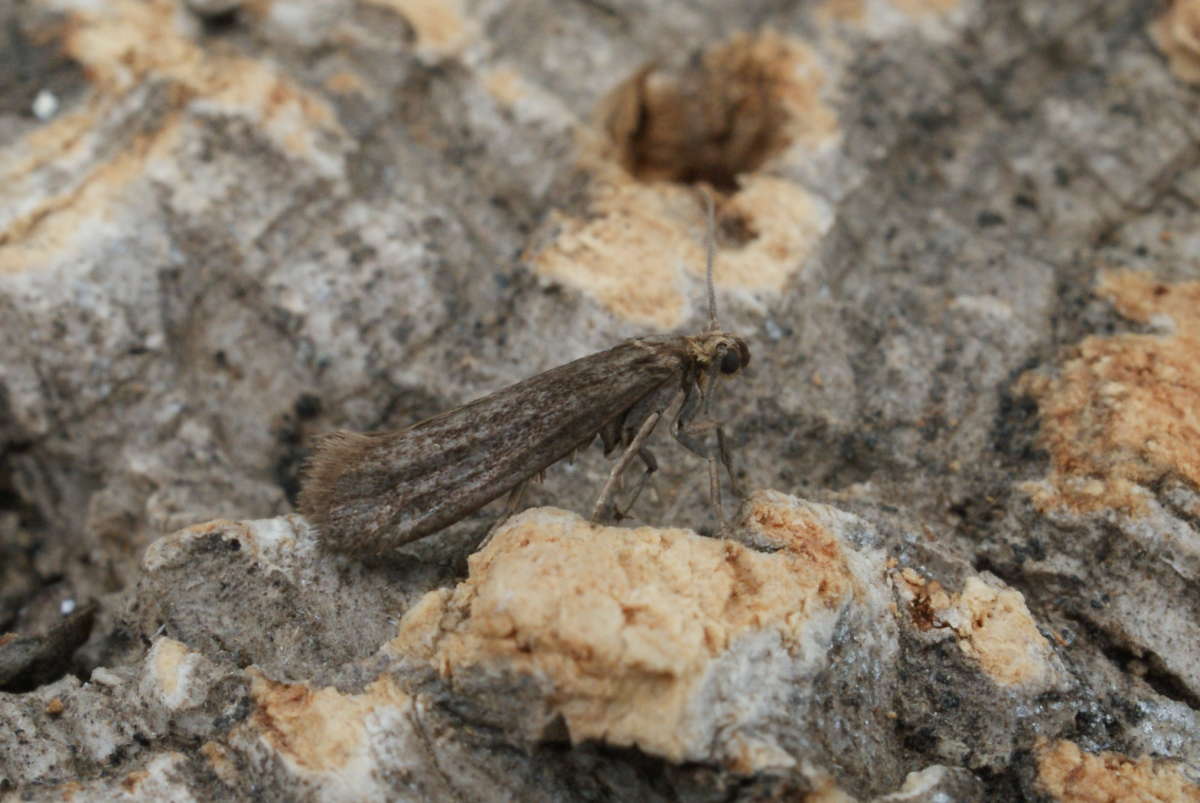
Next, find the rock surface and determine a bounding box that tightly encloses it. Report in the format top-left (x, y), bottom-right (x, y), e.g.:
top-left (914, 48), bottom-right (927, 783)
top-left (3, 0), bottom-right (1200, 800)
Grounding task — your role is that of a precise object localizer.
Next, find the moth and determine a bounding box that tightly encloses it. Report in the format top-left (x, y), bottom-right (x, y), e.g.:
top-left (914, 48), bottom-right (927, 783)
top-left (299, 196), bottom-right (749, 555)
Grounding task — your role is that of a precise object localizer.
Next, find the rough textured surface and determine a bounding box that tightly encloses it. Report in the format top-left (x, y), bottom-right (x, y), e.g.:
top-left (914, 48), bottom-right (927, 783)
top-left (1036, 739), bottom-right (1200, 802)
top-left (391, 494), bottom-right (894, 773)
top-left (895, 570), bottom-right (1062, 689)
top-left (1018, 270), bottom-right (1200, 515)
top-left (3, 0), bottom-right (1200, 799)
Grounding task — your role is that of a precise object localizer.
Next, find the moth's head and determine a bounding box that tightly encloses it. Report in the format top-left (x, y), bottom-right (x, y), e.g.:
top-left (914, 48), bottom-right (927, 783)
top-left (693, 332), bottom-right (751, 376)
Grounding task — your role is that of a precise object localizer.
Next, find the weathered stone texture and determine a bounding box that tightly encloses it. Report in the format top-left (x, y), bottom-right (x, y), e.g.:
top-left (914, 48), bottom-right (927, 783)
top-left (3, 0), bottom-right (1200, 799)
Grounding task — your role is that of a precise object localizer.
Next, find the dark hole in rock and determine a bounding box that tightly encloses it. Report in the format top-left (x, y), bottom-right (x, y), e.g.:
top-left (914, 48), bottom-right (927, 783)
top-left (199, 8), bottom-right (240, 34)
top-left (600, 38), bottom-right (794, 194)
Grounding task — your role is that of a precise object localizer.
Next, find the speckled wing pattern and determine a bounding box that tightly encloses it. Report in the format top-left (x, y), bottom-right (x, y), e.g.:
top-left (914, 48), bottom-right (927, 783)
top-left (298, 337), bottom-right (689, 554)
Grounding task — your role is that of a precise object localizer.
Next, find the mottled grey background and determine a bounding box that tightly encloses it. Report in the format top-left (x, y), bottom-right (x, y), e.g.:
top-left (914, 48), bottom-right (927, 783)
top-left (2, 0), bottom-right (1199, 799)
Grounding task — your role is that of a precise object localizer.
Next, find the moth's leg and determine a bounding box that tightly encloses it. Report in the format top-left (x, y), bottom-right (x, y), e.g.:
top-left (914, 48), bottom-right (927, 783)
top-left (672, 387), bottom-right (702, 448)
top-left (683, 360), bottom-right (725, 437)
top-left (613, 447), bottom-right (658, 519)
top-left (672, 387), bottom-right (713, 457)
top-left (673, 385), bottom-right (728, 528)
top-left (698, 361), bottom-right (742, 504)
top-left (716, 426), bottom-right (741, 498)
top-left (694, 458), bottom-right (720, 528)
top-left (591, 388), bottom-right (679, 522)
top-left (591, 411), bottom-right (663, 522)
top-left (701, 358), bottom-right (721, 415)
top-left (676, 414), bottom-right (737, 494)
top-left (598, 417), bottom-right (622, 457)
top-left (476, 480), bottom-right (531, 552)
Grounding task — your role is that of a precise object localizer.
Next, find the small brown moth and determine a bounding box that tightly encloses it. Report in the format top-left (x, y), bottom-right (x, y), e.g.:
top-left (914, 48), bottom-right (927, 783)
top-left (299, 194), bottom-right (749, 555)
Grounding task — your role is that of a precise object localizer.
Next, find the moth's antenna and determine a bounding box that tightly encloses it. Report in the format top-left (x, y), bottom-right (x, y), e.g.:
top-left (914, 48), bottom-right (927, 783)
top-left (702, 188), bottom-right (718, 331)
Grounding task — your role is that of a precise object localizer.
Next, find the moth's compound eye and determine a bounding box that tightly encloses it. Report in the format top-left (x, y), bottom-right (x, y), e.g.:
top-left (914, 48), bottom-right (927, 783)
top-left (720, 348), bottom-right (742, 374)
top-left (719, 338), bottom-right (750, 374)
top-left (736, 339), bottom-right (751, 370)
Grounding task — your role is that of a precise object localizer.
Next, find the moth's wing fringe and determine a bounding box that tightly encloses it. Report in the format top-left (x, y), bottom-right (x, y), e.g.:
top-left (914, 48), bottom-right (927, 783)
top-left (296, 430), bottom-right (381, 537)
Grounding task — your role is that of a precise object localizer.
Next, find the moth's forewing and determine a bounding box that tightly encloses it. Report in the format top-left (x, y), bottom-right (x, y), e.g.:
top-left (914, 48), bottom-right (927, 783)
top-left (300, 338), bottom-right (688, 554)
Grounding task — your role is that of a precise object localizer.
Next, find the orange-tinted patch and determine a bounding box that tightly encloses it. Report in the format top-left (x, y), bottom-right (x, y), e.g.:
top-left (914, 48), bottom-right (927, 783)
top-left (390, 499), bottom-right (859, 763)
top-left (815, 0), bottom-right (866, 23)
top-left (483, 66), bottom-right (524, 106)
top-left (199, 740), bottom-right (238, 786)
top-left (324, 70), bottom-right (367, 95)
top-left (816, 0), bottom-right (959, 27)
top-left (1037, 740), bottom-right (1200, 802)
top-left (527, 184), bottom-right (692, 328)
top-left (889, 0), bottom-right (961, 15)
top-left (1019, 271), bottom-right (1200, 514)
top-left (1151, 0), bottom-right (1200, 84)
top-left (121, 770), bottom-right (149, 793)
top-left (896, 571), bottom-right (1055, 687)
top-left (0, 115), bottom-right (184, 274)
top-left (249, 670), bottom-right (410, 773)
top-left (368, 0), bottom-right (473, 59)
top-left (744, 498), bottom-right (850, 607)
